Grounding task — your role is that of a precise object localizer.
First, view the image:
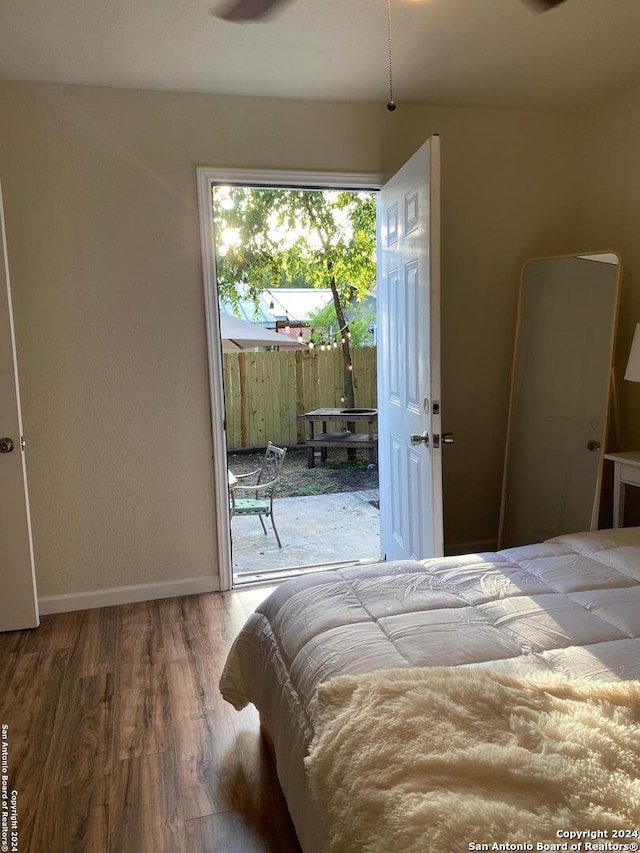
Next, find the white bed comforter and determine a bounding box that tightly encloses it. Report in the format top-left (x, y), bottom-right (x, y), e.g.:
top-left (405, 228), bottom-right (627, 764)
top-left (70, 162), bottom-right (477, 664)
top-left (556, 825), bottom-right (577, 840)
top-left (220, 527), bottom-right (640, 851)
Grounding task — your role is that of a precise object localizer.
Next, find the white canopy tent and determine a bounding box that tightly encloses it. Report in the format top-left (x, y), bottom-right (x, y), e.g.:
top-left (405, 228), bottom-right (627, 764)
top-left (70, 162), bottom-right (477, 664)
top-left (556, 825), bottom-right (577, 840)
top-left (219, 311), bottom-right (296, 351)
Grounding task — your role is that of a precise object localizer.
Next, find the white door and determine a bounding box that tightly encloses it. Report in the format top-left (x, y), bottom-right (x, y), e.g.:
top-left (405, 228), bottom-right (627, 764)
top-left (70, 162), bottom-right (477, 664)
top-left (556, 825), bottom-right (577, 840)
top-left (377, 136), bottom-right (444, 561)
top-left (0, 181), bottom-right (39, 631)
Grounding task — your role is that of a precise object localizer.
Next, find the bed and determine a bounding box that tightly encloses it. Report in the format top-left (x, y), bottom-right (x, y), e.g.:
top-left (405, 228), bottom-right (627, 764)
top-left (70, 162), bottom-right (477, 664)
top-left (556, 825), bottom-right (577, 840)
top-left (219, 527), bottom-right (640, 852)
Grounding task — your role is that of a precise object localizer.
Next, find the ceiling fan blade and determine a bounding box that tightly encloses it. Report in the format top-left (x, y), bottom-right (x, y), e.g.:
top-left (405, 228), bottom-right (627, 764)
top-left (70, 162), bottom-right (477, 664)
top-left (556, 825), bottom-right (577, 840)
top-left (219, 0), bottom-right (289, 21)
top-left (522, 0), bottom-right (568, 10)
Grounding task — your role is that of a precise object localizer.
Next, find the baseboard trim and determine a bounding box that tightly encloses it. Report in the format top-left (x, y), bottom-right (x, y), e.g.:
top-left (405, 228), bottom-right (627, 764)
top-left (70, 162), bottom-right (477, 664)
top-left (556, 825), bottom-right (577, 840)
top-left (38, 575), bottom-right (221, 615)
top-left (444, 538), bottom-right (498, 557)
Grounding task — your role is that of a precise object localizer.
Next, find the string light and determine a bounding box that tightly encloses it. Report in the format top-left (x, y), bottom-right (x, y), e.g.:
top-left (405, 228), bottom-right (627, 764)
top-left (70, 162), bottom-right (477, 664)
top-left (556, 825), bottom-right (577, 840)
top-left (265, 289), bottom-right (305, 339)
top-left (299, 319), bottom-right (357, 352)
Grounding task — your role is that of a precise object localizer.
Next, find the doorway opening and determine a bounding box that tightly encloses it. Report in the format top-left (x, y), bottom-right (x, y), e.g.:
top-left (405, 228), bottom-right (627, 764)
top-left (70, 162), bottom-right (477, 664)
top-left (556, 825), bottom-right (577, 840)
top-left (198, 170), bottom-right (384, 588)
top-left (198, 141), bottom-right (442, 590)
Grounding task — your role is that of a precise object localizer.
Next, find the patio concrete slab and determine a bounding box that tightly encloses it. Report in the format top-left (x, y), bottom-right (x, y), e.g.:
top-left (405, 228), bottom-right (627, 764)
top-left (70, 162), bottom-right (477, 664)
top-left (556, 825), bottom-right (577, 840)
top-left (232, 490), bottom-right (380, 577)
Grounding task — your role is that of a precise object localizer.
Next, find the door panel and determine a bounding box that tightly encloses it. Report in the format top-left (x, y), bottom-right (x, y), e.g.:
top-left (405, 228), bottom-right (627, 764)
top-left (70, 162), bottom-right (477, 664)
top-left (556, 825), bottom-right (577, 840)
top-left (377, 136), bottom-right (443, 561)
top-left (0, 181), bottom-right (39, 631)
top-left (390, 435), bottom-right (403, 549)
top-left (405, 260), bottom-right (421, 411)
top-left (408, 447), bottom-right (427, 558)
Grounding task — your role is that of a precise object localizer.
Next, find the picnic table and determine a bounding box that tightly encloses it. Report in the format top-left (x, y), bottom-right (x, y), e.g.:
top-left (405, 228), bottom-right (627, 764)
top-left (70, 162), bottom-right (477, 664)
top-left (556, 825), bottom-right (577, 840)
top-left (297, 408), bottom-right (378, 469)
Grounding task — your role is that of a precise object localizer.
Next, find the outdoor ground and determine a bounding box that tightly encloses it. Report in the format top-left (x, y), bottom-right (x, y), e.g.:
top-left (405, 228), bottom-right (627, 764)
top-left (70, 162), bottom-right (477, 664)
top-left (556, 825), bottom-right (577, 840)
top-left (227, 447), bottom-right (379, 498)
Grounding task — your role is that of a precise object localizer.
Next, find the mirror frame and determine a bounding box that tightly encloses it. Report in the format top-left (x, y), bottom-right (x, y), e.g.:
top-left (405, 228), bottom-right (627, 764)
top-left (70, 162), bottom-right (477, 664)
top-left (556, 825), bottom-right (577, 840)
top-left (498, 250), bottom-right (622, 549)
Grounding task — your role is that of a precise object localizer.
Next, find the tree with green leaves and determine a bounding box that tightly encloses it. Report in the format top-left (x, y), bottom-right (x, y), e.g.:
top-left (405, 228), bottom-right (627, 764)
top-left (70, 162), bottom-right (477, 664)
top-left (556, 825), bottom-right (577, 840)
top-left (212, 186), bottom-right (376, 408)
top-left (306, 300), bottom-right (375, 349)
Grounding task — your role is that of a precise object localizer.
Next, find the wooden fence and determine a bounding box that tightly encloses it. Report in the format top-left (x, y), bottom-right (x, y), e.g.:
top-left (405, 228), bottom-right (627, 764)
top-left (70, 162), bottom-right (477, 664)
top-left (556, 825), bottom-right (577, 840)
top-left (223, 347), bottom-right (378, 450)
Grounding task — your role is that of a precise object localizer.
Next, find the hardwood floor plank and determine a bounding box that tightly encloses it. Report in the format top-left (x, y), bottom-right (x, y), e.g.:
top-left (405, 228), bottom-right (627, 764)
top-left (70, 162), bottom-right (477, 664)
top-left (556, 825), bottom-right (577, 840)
top-left (31, 669), bottom-right (113, 853)
top-left (116, 684), bottom-right (174, 759)
top-left (185, 810), bottom-right (268, 853)
top-left (173, 707), bottom-right (242, 819)
top-left (28, 778), bottom-right (109, 853)
top-left (165, 631), bottom-right (230, 720)
top-left (118, 600), bottom-right (166, 692)
top-left (1, 649), bottom-right (70, 852)
top-left (0, 627), bottom-right (28, 655)
top-left (82, 774), bottom-right (110, 853)
top-left (232, 714), bottom-right (302, 852)
top-left (172, 684), bottom-right (300, 847)
top-left (115, 599), bottom-right (174, 757)
top-left (70, 607), bottom-right (120, 677)
top-left (118, 632), bottom-right (166, 693)
top-left (161, 591), bottom-right (255, 737)
top-left (120, 599), bottom-right (158, 632)
top-left (47, 672), bottom-right (114, 787)
top-left (0, 588), bottom-right (301, 853)
top-left (1, 650), bottom-right (69, 775)
top-left (0, 651), bottom-right (16, 697)
top-left (199, 591), bottom-right (250, 646)
top-left (158, 595), bottom-right (210, 650)
top-left (21, 609), bottom-right (83, 654)
top-left (164, 599), bottom-right (263, 821)
top-left (109, 751), bottom-right (185, 853)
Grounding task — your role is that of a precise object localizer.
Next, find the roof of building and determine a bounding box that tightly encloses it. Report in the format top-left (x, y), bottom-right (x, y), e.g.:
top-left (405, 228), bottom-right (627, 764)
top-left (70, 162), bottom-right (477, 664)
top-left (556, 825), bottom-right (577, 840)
top-left (220, 287), bottom-right (333, 328)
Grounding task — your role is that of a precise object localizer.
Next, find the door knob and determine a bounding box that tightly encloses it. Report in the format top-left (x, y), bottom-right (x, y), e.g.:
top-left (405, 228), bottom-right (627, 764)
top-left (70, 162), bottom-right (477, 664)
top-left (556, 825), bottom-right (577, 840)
top-left (587, 440), bottom-right (601, 452)
top-left (410, 432), bottom-right (430, 446)
top-left (0, 438), bottom-right (14, 453)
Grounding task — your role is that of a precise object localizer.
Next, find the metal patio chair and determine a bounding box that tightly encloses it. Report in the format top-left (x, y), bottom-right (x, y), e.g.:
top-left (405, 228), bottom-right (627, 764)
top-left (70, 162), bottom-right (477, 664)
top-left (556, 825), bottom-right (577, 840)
top-left (229, 442), bottom-right (287, 548)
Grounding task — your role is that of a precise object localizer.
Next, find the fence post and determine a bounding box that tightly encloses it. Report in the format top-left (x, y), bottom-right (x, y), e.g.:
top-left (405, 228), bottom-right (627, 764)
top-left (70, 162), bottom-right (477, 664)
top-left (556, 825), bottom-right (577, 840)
top-left (238, 352), bottom-right (248, 448)
top-left (295, 350), bottom-right (305, 443)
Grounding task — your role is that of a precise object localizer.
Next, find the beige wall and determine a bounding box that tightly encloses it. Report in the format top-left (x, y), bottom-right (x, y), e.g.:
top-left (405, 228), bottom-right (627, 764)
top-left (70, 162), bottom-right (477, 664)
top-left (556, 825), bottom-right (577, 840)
top-left (578, 85), bottom-right (640, 452)
top-left (0, 80), bottom-right (582, 597)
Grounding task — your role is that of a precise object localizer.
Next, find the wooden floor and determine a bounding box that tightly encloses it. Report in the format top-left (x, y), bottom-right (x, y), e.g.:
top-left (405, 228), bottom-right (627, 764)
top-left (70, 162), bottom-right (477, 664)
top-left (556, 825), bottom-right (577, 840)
top-left (0, 587), bottom-right (302, 852)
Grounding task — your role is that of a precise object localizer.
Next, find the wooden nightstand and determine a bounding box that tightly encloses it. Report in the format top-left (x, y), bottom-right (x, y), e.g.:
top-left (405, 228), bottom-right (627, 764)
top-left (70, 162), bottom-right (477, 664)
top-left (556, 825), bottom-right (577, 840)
top-left (604, 451), bottom-right (640, 528)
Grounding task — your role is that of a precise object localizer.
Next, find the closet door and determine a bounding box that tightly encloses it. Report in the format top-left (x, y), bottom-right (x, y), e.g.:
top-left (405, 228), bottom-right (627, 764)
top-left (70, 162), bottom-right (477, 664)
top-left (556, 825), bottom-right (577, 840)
top-left (0, 180), bottom-right (38, 631)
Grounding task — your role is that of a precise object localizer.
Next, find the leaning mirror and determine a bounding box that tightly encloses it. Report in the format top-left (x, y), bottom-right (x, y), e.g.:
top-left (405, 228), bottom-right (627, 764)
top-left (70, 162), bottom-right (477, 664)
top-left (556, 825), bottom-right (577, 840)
top-left (498, 252), bottom-right (620, 549)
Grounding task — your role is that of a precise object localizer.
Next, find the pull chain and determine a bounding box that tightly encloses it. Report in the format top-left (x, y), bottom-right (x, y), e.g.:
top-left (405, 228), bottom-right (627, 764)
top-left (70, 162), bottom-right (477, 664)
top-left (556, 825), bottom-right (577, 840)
top-left (386, 0), bottom-right (396, 111)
